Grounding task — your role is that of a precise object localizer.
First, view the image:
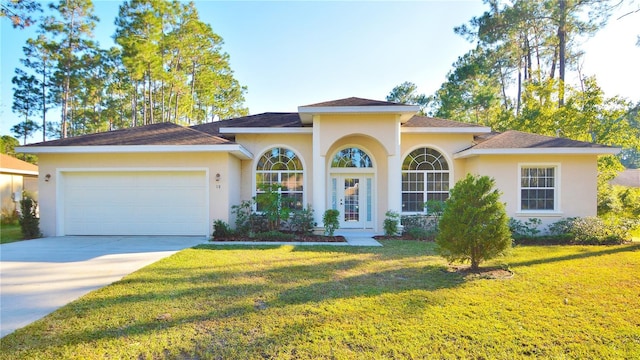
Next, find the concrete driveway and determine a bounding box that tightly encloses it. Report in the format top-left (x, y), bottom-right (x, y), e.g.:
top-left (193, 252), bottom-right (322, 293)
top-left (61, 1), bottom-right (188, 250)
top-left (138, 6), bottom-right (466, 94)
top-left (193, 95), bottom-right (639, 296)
top-left (0, 236), bottom-right (207, 338)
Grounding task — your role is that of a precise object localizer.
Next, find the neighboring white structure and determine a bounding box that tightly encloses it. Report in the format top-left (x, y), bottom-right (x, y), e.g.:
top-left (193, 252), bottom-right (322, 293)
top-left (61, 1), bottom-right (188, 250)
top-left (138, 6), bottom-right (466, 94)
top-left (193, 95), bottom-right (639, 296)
top-left (1, 154), bottom-right (38, 215)
top-left (19, 97), bottom-right (619, 237)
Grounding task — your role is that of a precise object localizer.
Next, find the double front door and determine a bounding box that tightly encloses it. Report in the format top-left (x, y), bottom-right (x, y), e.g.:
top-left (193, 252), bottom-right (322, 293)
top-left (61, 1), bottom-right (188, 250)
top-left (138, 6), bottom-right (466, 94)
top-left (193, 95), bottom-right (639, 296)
top-left (331, 175), bottom-right (373, 229)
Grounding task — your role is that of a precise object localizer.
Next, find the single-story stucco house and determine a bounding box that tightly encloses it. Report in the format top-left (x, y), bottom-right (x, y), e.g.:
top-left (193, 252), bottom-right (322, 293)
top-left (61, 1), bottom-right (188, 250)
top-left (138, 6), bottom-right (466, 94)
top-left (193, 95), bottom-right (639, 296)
top-left (0, 153), bottom-right (38, 215)
top-left (18, 97), bottom-right (619, 237)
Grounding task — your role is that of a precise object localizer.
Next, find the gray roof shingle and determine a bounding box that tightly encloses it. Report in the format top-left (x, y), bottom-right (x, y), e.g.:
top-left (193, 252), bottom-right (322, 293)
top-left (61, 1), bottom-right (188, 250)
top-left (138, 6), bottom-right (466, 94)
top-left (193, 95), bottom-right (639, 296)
top-left (403, 115), bottom-right (484, 128)
top-left (191, 112), bottom-right (303, 136)
top-left (302, 97), bottom-right (404, 107)
top-left (471, 130), bottom-right (613, 149)
top-left (25, 122), bottom-right (231, 146)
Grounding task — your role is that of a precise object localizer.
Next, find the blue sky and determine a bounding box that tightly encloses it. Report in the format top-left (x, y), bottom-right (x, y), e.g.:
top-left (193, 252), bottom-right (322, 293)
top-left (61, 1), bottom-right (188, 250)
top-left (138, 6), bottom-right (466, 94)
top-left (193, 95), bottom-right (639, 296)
top-left (1, 0), bottom-right (639, 143)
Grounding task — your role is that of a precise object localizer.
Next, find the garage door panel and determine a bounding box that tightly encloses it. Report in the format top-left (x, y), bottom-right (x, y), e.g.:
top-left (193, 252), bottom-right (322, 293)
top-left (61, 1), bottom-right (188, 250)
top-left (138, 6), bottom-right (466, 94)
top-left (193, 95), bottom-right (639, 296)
top-left (63, 171), bottom-right (208, 236)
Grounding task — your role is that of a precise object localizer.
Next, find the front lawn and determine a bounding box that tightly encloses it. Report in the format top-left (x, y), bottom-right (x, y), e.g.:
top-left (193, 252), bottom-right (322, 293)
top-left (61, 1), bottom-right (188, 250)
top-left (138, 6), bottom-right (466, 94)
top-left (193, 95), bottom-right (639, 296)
top-left (0, 223), bottom-right (23, 244)
top-left (2, 241), bottom-right (639, 359)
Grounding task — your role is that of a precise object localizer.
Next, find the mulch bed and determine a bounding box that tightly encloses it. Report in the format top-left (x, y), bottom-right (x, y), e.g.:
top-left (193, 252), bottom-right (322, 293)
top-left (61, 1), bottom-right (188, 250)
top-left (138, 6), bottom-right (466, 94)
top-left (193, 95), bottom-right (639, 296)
top-left (448, 265), bottom-right (514, 280)
top-left (211, 234), bottom-right (347, 243)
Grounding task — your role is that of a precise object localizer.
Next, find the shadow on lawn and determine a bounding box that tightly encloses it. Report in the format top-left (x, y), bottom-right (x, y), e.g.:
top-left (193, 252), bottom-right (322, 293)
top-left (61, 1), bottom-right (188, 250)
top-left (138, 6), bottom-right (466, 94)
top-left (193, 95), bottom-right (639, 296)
top-left (509, 242), bottom-right (640, 268)
top-left (1, 244), bottom-right (462, 355)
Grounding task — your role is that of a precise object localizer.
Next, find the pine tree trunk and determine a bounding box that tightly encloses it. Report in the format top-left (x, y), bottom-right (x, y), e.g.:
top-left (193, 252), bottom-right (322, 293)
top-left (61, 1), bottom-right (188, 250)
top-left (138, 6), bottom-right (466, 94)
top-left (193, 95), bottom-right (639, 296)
top-left (558, 0), bottom-right (566, 107)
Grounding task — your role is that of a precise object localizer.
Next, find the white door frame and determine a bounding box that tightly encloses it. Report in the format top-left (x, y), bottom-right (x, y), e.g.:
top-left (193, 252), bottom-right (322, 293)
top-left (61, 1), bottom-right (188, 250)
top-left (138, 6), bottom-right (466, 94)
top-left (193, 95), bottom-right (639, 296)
top-left (329, 171), bottom-right (374, 229)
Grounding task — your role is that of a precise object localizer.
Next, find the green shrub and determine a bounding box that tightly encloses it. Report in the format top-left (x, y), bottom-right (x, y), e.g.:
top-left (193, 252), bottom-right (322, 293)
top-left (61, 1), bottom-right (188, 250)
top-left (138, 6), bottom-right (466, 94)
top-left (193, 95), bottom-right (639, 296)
top-left (212, 220), bottom-right (234, 239)
top-left (509, 218), bottom-right (542, 238)
top-left (545, 217), bottom-right (637, 245)
top-left (406, 227), bottom-right (436, 241)
top-left (231, 200), bottom-right (254, 235)
top-left (288, 206), bottom-right (316, 234)
top-left (425, 200), bottom-right (446, 230)
top-left (255, 230), bottom-right (296, 241)
top-left (255, 183), bottom-right (291, 231)
top-left (436, 174), bottom-right (511, 271)
top-left (401, 214), bottom-right (439, 236)
top-left (322, 209), bottom-right (340, 236)
top-left (1, 207), bottom-right (19, 225)
top-left (19, 195), bottom-right (41, 239)
top-left (383, 210), bottom-right (400, 236)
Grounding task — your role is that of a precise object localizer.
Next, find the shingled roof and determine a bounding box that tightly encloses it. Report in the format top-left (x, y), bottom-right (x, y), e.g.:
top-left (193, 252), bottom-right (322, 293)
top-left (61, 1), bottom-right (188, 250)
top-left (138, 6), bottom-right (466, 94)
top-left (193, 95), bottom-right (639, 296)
top-left (0, 154), bottom-right (38, 175)
top-left (191, 112), bottom-right (304, 137)
top-left (472, 130), bottom-right (613, 149)
top-left (403, 115), bottom-right (484, 128)
top-left (302, 97), bottom-right (404, 107)
top-left (25, 122), bottom-right (231, 147)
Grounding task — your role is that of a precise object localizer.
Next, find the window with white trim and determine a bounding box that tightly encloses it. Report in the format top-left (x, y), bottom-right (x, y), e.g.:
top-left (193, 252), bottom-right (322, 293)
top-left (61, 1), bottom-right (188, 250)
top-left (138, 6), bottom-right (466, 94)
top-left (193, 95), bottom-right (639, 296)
top-left (520, 166), bottom-right (557, 211)
top-left (256, 147), bottom-right (303, 211)
top-left (401, 147), bottom-right (450, 212)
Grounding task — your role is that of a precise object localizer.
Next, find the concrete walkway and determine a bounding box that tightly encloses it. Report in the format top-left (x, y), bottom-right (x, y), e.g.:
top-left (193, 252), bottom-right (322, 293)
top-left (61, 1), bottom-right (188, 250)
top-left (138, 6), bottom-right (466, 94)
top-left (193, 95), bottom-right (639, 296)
top-left (0, 236), bottom-right (207, 338)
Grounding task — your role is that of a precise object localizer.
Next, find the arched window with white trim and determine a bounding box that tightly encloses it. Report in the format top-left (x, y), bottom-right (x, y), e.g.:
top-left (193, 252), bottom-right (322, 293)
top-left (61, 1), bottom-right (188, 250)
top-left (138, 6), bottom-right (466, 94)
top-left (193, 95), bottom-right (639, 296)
top-left (256, 147), bottom-right (304, 210)
top-left (401, 147), bottom-right (450, 212)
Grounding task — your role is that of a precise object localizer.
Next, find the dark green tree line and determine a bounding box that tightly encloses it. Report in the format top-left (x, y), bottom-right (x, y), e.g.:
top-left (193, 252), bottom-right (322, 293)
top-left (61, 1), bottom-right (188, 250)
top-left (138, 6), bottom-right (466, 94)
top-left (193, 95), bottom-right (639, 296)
top-left (10, 0), bottom-right (248, 141)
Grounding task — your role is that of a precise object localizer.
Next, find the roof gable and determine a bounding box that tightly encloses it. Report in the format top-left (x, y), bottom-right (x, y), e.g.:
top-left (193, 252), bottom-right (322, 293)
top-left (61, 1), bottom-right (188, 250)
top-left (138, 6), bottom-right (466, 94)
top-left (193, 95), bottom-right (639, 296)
top-left (25, 122), bottom-right (231, 147)
top-left (302, 97), bottom-right (403, 107)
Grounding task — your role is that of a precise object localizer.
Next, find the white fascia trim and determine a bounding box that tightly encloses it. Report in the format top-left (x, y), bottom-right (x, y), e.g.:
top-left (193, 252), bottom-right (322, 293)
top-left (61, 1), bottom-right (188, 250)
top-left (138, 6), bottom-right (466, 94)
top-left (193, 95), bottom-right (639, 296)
top-left (401, 127), bottom-right (492, 134)
top-left (0, 168), bottom-right (39, 176)
top-left (220, 127), bottom-right (312, 134)
top-left (17, 144), bottom-right (254, 159)
top-left (454, 147), bottom-right (621, 159)
top-left (298, 105), bottom-right (419, 124)
top-left (298, 105), bottom-right (420, 114)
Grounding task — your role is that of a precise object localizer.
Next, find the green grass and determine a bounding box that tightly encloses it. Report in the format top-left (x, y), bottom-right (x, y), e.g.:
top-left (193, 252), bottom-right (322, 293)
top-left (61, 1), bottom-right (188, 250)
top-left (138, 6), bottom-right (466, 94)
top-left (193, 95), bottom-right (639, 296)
top-left (2, 241), bottom-right (639, 359)
top-left (0, 223), bottom-right (23, 244)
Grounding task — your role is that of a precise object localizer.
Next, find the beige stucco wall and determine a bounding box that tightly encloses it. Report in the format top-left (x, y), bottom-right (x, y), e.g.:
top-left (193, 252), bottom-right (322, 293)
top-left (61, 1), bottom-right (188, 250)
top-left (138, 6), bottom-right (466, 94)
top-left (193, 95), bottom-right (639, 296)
top-left (317, 114), bottom-right (400, 156)
top-left (400, 133), bottom-right (476, 183)
top-left (462, 154), bottom-right (599, 226)
top-left (36, 152), bottom-right (237, 237)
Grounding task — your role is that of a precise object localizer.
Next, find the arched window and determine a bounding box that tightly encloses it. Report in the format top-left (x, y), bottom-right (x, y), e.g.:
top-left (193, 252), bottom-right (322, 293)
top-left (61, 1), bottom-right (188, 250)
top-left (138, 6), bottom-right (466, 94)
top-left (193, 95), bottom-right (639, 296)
top-left (401, 147), bottom-right (450, 212)
top-left (331, 147), bottom-right (373, 168)
top-left (256, 147), bottom-right (304, 210)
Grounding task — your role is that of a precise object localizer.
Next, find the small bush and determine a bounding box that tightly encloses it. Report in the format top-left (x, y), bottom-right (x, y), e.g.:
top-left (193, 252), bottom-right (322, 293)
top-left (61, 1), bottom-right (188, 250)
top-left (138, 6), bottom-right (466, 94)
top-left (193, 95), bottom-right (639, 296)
top-left (401, 214), bottom-right (439, 236)
top-left (322, 209), bottom-right (340, 236)
top-left (288, 206), bottom-right (316, 235)
top-left (19, 195), bottom-right (41, 239)
top-left (232, 200), bottom-right (253, 235)
top-left (436, 174), bottom-right (511, 271)
top-left (509, 218), bottom-right (542, 238)
top-left (383, 210), bottom-right (400, 236)
top-left (254, 231), bottom-right (296, 241)
top-left (212, 220), bottom-right (234, 239)
top-left (1, 207), bottom-right (19, 225)
top-left (543, 217), bottom-right (637, 245)
top-left (425, 200), bottom-right (446, 230)
top-left (406, 227), bottom-right (436, 241)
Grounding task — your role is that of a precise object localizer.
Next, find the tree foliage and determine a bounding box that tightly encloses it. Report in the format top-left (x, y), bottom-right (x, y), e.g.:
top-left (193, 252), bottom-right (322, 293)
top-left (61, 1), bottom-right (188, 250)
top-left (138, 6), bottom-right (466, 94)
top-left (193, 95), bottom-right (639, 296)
top-left (1, 0), bottom-right (41, 28)
top-left (436, 174), bottom-right (511, 271)
top-left (386, 81), bottom-right (430, 115)
top-left (9, 0), bottom-right (248, 142)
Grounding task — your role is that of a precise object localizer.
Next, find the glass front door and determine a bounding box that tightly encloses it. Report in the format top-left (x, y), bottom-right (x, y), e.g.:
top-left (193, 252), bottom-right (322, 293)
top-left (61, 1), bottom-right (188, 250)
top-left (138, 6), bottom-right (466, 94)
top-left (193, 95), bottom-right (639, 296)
top-left (331, 175), bottom-right (373, 229)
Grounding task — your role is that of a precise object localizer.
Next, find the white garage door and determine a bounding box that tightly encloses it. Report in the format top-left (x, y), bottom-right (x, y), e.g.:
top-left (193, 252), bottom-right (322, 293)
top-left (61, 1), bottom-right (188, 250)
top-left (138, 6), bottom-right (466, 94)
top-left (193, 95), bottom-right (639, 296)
top-left (63, 171), bottom-right (208, 236)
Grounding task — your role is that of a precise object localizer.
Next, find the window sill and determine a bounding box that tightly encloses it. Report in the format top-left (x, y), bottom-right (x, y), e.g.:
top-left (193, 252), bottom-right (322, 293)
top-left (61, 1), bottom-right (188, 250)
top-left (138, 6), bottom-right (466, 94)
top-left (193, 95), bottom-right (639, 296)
top-left (515, 211), bottom-right (564, 218)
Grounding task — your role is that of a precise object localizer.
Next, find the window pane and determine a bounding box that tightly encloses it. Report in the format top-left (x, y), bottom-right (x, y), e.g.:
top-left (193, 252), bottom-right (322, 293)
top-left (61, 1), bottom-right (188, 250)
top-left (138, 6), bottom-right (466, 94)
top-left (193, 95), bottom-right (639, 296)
top-left (520, 167), bottom-right (555, 211)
